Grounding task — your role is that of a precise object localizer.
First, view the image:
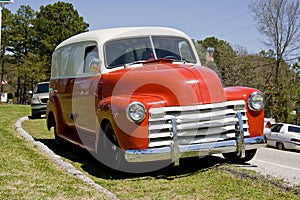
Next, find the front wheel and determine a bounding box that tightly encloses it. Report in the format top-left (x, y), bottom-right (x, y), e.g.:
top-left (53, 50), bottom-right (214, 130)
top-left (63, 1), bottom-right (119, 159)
top-left (222, 149), bottom-right (257, 164)
top-left (53, 120), bottom-right (64, 146)
top-left (97, 123), bottom-right (126, 170)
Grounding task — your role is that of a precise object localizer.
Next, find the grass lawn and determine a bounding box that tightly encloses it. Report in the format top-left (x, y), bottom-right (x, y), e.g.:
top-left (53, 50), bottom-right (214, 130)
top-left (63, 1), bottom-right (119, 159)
top-left (0, 104), bottom-right (109, 199)
top-left (1, 104), bottom-right (299, 199)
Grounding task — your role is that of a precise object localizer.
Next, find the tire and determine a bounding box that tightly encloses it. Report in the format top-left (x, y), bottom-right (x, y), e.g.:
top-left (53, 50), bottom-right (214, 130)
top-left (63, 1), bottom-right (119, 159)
top-left (223, 149), bottom-right (257, 164)
top-left (97, 123), bottom-right (126, 170)
top-left (31, 111), bottom-right (40, 119)
top-left (53, 120), bottom-right (63, 146)
top-left (276, 142), bottom-right (284, 150)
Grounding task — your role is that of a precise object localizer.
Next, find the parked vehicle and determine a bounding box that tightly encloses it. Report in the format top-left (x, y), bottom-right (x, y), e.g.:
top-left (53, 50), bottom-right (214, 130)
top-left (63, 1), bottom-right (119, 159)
top-left (263, 119), bottom-right (272, 137)
top-left (30, 82), bottom-right (49, 118)
top-left (46, 27), bottom-right (265, 172)
top-left (267, 123), bottom-right (300, 151)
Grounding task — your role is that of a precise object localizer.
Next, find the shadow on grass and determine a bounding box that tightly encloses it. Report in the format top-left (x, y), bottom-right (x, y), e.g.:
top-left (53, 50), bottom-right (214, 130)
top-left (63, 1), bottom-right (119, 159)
top-left (34, 137), bottom-right (226, 180)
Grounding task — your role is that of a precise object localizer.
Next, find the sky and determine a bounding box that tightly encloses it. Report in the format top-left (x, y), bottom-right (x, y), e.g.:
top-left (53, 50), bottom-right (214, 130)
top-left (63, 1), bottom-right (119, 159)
top-left (3, 0), bottom-right (266, 54)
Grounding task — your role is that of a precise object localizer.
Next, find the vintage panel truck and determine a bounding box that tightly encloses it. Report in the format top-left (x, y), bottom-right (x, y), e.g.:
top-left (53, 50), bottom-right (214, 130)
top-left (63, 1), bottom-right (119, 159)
top-left (47, 27), bottom-right (265, 172)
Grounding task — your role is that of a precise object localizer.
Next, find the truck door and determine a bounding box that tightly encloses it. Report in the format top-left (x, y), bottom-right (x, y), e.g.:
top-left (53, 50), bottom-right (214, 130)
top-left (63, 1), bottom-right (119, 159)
top-left (73, 44), bottom-right (101, 149)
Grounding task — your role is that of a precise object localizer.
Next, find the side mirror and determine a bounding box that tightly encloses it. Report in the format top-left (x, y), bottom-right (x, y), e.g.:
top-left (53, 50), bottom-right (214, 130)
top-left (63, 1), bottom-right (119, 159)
top-left (207, 47), bottom-right (215, 53)
top-left (204, 47), bottom-right (215, 66)
top-left (28, 90), bottom-right (33, 95)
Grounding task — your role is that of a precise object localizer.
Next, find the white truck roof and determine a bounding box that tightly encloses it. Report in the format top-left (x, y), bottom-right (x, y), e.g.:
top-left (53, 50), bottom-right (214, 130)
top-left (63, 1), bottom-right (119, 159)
top-left (56, 27), bottom-right (192, 49)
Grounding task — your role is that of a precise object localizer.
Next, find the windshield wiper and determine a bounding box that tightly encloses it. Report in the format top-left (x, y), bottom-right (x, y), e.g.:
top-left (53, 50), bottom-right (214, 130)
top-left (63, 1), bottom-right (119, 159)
top-left (123, 58), bottom-right (190, 68)
top-left (173, 59), bottom-right (187, 63)
top-left (124, 60), bottom-right (146, 68)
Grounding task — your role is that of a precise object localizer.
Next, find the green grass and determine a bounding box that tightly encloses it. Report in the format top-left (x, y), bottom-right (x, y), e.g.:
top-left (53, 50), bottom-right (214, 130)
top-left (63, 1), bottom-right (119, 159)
top-left (0, 104), bottom-right (109, 199)
top-left (1, 104), bottom-right (299, 199)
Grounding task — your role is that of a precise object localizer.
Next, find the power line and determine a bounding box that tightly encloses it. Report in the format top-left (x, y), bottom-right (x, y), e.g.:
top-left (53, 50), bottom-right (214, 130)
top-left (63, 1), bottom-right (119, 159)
top-left (286, 56), bottom-right (300, 62)
top-left (189, 11), bottom-right (250, 34)
top-left (216, 24), bottom-right (256, 38)
top-left (237, 36), bottom-right (267, 48)
top-left (172, 2), bottom-right (263, 51)
top-left (173, 0), bottom-right (245, 27)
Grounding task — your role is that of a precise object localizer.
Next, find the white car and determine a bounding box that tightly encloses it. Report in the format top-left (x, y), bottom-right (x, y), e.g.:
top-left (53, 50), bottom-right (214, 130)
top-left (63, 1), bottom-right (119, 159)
top-left (266, 123), bottom-right (300, 151)
top-left (30, 82), bottom-right (49, 118)
top-left (263, 119), bottom-right (272, 137)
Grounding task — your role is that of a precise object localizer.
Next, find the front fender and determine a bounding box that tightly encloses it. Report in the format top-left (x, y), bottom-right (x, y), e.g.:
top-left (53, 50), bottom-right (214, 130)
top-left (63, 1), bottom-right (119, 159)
top-left (225, 86), bottom-right (264, 137)
top-left (96, 95), bottom-right (166, 150)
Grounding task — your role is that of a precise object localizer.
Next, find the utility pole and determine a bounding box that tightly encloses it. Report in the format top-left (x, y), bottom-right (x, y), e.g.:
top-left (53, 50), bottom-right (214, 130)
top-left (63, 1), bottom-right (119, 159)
top-left (0, 3), bottom-right (4, 95)
top-left (0, 4), bottom-right (2, 51)
top-left (0, 0), bottom-right (13, 97)
top-left (0, 0), bottom-right (14, 53)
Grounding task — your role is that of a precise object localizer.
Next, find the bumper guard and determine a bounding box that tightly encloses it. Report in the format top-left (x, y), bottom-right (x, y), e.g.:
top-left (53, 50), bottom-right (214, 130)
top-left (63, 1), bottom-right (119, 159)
top-left (125, 112), bottom-right (266, 164)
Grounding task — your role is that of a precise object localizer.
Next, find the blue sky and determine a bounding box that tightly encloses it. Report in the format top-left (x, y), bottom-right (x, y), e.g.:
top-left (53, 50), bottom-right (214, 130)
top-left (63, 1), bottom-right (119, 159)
top-left (4, 0), bottom-right (266, 53)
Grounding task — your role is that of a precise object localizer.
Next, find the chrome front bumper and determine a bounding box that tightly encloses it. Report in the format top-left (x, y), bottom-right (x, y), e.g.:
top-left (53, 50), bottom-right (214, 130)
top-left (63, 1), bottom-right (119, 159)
top-left (125, 112), bottom-right (266, 164)
top-left (125, 135), bottom-right (266, 163)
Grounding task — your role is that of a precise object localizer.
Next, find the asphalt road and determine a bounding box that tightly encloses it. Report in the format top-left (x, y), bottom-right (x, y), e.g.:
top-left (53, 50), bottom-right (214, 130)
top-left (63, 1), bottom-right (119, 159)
top-left (244, 147), bottom-right (300, 186)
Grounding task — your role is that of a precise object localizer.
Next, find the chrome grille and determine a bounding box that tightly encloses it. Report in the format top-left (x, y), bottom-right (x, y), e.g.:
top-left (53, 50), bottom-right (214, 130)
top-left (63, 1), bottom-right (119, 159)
top-left (148, 100), bottom-right (249, 148)
top-left (40, 98), bottom-right (49, 104)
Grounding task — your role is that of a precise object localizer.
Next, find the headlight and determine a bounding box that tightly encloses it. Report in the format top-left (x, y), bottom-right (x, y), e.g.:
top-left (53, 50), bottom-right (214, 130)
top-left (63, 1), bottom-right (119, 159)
top-left (126, 102), bottom-right (146, 122)
top-left (31, 97), bottom-right (41, 105)
top-left (248, 92), bottom-right (264, 111)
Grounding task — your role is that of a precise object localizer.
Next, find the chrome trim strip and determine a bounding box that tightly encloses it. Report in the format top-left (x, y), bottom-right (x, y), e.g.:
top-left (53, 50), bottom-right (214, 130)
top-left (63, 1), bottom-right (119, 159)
top-left (125, 136), bottom-right (266, 163)
top-left (236, 112), bottom-right (245, 158)
top-left (171, 118), bottom-right (179, 165)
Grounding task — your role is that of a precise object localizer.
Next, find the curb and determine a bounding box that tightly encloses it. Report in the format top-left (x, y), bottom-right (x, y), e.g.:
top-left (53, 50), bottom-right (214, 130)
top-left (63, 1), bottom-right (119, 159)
top-left (15, 116), bottom-right (119, 200)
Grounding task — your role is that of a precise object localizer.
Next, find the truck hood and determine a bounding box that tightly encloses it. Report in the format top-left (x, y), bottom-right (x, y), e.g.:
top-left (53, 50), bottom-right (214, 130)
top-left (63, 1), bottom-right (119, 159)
top-left (102, 61), bottom-right (226, 106)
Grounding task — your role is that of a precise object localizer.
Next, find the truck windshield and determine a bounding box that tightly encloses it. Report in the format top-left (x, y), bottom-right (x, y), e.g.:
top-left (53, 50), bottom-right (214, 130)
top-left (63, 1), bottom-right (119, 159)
top-left (104, 36), bottom-right (197, 68)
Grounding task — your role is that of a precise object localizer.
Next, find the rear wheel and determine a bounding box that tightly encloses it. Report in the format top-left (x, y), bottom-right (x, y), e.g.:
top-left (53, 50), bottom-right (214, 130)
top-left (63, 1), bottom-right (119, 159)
top-left (276, 142), bottom-right (284, 150)
top-left (223, 149), bottom-right (257, 164)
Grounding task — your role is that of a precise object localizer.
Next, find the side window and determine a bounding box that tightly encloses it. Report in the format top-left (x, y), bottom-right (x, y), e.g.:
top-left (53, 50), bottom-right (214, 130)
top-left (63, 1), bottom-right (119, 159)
top-left (68, 44), bottom-right (84, 76)
top-left (59, 46), bottom-right (71, 76)
top-left (51, 46), bottom-right (71, 77)
top-left (288, 126), bottom-right (300, 133)
top-left (51, 51), bottom-right (59, 78)
top-left (84, 45), bottom-right (100, 73)
top-left (271, 124), bottom-right (284, 133)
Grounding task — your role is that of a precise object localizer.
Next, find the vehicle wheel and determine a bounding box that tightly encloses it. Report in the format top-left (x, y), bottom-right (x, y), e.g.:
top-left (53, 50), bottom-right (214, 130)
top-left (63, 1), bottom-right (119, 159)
top-left (223, 149), bottom-right (257, 164)
top-left (53, 120), bottom-right (63, 146)
top-left (276, 142), bottom-right (284, 150)
top-left (97, 123), bottom-right (125, 170)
